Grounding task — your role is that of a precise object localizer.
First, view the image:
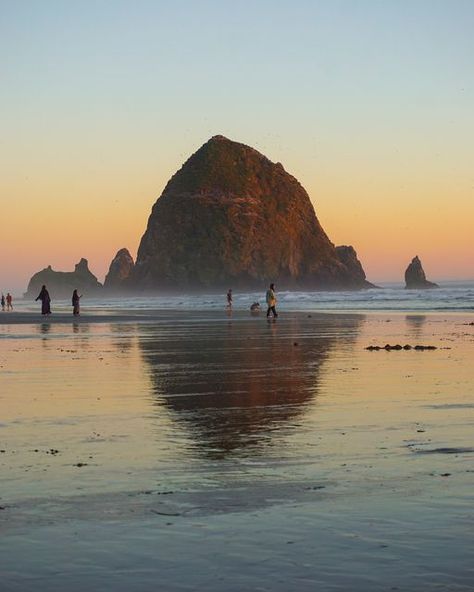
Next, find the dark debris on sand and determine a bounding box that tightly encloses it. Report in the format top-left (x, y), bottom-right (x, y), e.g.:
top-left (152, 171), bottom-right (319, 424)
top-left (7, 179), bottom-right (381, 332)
top-left (366, 344), bottom-right (437, 351)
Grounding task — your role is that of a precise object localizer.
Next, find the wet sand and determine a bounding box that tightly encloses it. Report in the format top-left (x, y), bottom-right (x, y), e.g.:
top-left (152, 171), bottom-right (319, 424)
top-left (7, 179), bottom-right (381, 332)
top-left (0, 311), bottom-right (473, 590)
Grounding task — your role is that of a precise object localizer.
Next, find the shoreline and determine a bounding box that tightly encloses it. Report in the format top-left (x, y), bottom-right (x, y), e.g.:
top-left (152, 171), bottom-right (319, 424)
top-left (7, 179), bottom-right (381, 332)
top-left (1, 308), bottom-right (474, 326)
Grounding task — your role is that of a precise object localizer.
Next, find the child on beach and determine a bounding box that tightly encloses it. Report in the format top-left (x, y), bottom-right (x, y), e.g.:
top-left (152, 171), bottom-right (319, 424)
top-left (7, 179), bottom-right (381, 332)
top-left (226, 289), bottom-right (233, 308)
top-left (1, 294), bottom-right (4, 311)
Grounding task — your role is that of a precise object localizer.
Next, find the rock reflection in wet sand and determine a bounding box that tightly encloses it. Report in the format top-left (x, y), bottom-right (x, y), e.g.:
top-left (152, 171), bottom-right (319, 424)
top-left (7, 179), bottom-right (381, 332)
top-left (139, 315), bottom-right (363, 458)
top-left (1, 312), bottom-right (474, 591)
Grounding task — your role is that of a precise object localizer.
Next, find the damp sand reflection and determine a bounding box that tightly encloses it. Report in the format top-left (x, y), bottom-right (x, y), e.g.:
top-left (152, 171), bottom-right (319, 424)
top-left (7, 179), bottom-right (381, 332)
top-left (139, 315), bottom-right (364, 458)
top-left (1, 312), bottom-right (474, 591)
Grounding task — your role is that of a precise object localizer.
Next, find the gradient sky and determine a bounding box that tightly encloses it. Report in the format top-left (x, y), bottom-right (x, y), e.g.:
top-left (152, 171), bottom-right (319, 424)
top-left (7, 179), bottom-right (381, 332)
top-left (1, 0), bottom-right (473, 293)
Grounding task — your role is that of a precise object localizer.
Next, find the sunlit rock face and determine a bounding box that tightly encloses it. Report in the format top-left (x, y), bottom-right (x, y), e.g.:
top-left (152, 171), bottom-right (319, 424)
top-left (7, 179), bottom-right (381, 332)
top-left (104, 248), bottom-right (135, 291)
top-left (25, 258), bottom-right (103, 299)
top-left (133, 135), bottom-right (373, 291)
top-left (405, 256), bottom-right (438, 289)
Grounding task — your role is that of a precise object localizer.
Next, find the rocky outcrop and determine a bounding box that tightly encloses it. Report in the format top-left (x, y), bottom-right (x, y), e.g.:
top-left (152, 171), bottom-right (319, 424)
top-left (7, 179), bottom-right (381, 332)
top-left (133, 135), bottom-right (374, 291)
top-left (25, 258), bottom-right (103, 299)
top-left (405, 256), bottom-right (438, 289)
top-left (335, 246), bottom-right (371, 287)
top-left (104, 248), bottom-right (135, 291)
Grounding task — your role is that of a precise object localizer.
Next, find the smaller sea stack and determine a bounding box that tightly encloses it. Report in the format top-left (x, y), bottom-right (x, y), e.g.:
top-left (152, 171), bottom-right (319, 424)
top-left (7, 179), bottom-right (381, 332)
top-left (25, 258), bottom-right (103, 299)
top-left (405, 256), bottom-right (438, 289)
top-left (104, 248), bottom-right (135, 291)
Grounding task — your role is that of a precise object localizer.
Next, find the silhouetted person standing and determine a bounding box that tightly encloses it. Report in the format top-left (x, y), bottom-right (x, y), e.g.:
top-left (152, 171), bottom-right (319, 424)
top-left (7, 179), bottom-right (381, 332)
top-left (266, 283), bottom-right (278, 318)
top-left (72, 289), bottom-right (82, 316)
top-left (36, 285), bottom-right (51, 315)
top-left (226, 289), bottom-right (233, 309)
top-left (1, 294), bottom-right (5, 311)
top-left (6, 293), bottom-right (13, 311)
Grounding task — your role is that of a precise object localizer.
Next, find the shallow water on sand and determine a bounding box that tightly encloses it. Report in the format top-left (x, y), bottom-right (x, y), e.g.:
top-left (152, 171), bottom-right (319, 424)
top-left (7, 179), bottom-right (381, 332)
top-left (1, 312), bottom-right (473, 590)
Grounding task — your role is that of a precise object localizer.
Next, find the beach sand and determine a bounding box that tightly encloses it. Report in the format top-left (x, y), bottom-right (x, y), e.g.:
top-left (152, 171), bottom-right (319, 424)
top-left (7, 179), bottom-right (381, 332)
top-left (0, 311), bottom-right (473, 590)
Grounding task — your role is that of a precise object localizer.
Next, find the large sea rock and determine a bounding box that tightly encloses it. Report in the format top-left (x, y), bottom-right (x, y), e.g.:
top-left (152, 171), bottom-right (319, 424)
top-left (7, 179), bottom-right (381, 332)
top-left (405, 256), bottom-right (438, 289)
top-left (25, 258), bottom-right (103, 299)
top-left (133, 135), bottom-right (374, 291)
top-left (104, 248), bottom-right (135, 291)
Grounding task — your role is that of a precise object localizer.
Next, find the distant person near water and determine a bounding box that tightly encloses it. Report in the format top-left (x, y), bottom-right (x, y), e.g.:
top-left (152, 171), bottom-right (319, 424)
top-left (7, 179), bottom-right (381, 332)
top-left (1, 293), bottom-right (5, 311)
top-left (36, 285), bottom-right (51, 315)
top-left (72, 289), bottom-right (82, 316)
top-left (6, 293), bottom-right (13, 311)
top-left (227, 289), bottom-right (233, 308)
top-left (266, 283), bottom-right (278, 319)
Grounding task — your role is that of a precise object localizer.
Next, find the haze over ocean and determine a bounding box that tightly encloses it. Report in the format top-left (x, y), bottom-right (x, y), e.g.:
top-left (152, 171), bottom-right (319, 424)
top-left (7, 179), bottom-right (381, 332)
top-left (1, 0), bottom-right (473, 294)
top-left (5, 281), bottom-right (474, 315)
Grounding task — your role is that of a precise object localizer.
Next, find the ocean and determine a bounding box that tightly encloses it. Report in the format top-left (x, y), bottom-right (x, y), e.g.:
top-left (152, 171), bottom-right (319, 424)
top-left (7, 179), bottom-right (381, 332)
top-left (13, 280), bottom-right (474, 314)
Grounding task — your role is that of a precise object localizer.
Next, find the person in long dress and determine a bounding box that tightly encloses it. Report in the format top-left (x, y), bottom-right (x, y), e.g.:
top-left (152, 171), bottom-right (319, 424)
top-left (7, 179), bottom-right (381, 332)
top-left (35, 285), bottom-right (51, 315)
top-left (72, 289), bottom-right (82, 316)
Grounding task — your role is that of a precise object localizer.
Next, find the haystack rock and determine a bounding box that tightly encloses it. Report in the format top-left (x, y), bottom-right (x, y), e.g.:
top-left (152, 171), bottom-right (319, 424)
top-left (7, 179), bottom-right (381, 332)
top-left (405, 256), bottom-right (438, 289)
top-left (25, 258), bottom-right (103, 299)
top-left (104, 248), bottom-right (135, 291)
top-left (133, 135), bottom-right (374, 291)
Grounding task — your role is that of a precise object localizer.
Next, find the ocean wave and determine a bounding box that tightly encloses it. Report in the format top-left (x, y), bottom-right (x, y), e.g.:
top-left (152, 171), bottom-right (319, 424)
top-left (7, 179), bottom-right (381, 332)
top-left (9, 282), bottom-right (474, 314)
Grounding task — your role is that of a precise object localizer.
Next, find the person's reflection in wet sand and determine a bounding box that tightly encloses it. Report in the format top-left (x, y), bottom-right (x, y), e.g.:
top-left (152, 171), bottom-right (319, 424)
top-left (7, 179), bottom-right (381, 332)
top-left (39, 322), bottom-right (51, 336)
top-left (109, 323), bottom-right (139, 353)
top-left (405, 315), bottom-right (427, 339)
top-left (71, 322), bottom-right (91, 346)
top-left (139, 314), bottom-right (364, 459)
top-left (37, 322), bottom-right (52, 347)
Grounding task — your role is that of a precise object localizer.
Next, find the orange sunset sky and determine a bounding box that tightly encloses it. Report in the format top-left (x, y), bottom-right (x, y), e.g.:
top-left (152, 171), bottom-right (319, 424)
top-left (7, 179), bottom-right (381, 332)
top-left (1, 1), bottom-right (473, 293)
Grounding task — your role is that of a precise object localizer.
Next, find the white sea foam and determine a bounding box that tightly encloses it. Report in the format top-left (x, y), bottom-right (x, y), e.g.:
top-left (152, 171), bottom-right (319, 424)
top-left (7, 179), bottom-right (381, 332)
top-left (13, 281), bottom-right (474, 313)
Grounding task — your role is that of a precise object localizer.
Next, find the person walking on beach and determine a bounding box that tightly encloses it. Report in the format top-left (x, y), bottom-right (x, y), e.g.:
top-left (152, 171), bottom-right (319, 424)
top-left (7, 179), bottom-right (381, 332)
top-left (36, 285), bottom-right (51, 315)
top-left (266, 283), bottom-right (278, 319)
top-left (6, 293), bottom-right (13, 311)
top-left (226, 288), bottom-right (233, 309)
top-left (1, 293), bottom-right (5, 311)
top-left (72, 289), bottom-right (82, 316)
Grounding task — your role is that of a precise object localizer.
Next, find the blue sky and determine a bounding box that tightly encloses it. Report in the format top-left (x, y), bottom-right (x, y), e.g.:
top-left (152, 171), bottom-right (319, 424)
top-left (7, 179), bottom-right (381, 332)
top-left (1, 1), bottom-right (473, 291)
